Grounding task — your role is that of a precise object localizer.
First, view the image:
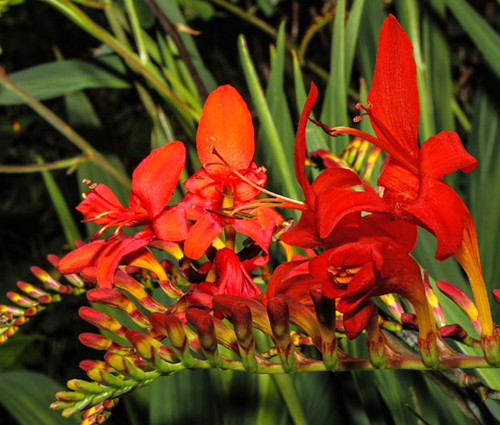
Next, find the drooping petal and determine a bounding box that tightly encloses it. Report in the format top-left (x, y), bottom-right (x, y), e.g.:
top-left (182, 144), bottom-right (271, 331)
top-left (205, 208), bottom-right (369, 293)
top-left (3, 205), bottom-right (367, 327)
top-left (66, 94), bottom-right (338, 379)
top-left (294, 83), bottom-right (317, 206)
top-left (230, 208), bottom-right (276, 253)
top-left (76, 184), bottom-right (125, 224)
top-left (58, 239), bottom-right (108, 274)
top-left (153, 204), bottom-right (188, 241)
top-left (420, 131), bottom-right (478, 178)
top-left (280, 210), bottom-right (322, 248)
top-left (265, 259), bottom-right (311, 305)
top-left (197, 85), bottom-right (255, 174)
top-left (454, 211), bottom-right (494, 337)
top-left (378, 157), bottom-right (420, 204)
top-left (130, 141), bottom-right (186, 218)
top-left (367, 14), bottom-right (420, 165)
top-left (214, 248), bottom-right (261, 297)
top-left (95, 230), bottom-right (153, 288)
top-left (316, 184), bottom-right (390, 239)
top-left (342, 302), bottom-right (376, 339)
top-left (184, 213), bottom-right (223, 259)
top-left (403, 177), bottom-right (466, 260)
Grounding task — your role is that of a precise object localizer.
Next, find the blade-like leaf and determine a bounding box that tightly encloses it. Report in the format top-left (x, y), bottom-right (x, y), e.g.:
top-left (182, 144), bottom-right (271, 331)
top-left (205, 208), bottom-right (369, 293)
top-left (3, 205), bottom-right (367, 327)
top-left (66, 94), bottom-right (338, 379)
top-left (321, 0), bottom-right (348, 152)
top-left (37, 156), bottom-right (82, 248)
top-left (238, 34), bottom-right (299, 201)
top-left (0, 371), bottom-right (80, 425)
top-left (445, 0), bottom-right (500, 81)
top-left (265, 22), bottom-right (295, 161)
top-left (0, 56), bottom-right (129, 105)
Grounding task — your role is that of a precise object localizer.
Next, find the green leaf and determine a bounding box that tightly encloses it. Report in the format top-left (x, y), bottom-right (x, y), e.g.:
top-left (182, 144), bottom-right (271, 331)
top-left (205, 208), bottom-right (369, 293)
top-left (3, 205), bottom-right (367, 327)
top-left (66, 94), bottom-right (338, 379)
top-left (345, 0), bottom-right (365, 84)
top-left (0, 56), bottom-right (129, 105)
top-left (148, 371), bottom-right (220, 425)
top-left (238, 34), bottom-right (300, 201)
top-left (0, 335), bottom-right (39, 371)
top-left (445, 0), bottom-right (500, 81)
top-left (37, 156), bottom-right (82, 248)
top-left (422, 0), bottom-right (455, 132)
top-left (0, 371), bottom-right (80, 425)
top-left (155, 0), bottom-right (217, 91)
top-left (321, 0), bottom-right (348, 153)
top-left (468, 88), bottom-right (500, 321)
top-left (265, 22), bottom-right (295, 164)
top-left (356, 0), bottom-right (385, 87)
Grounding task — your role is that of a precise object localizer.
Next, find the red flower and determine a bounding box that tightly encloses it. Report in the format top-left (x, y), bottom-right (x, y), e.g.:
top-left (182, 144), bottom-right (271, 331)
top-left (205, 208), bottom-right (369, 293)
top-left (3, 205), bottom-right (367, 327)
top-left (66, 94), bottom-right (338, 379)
top-left (270, 213), bottom-right (436, 353)
top-left (173, 248), bottom-right (262, 316)
top-left (325, 15), bottom-right (477, 261)
top-left (281, 82), bottom-right (390, 248)
top-left (309, 15), bottom-right (496, 350)
top-left (182, 85), bottom-right (280, 260)
top-left (58, 142), bottom-right (187, 288)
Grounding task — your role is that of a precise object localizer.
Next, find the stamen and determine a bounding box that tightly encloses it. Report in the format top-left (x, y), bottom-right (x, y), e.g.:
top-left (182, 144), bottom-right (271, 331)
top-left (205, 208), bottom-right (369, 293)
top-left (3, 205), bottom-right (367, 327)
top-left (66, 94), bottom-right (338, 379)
top-left (82, 179), bottom-right (97, 190)
top-left (208, 145), bottom-right (306, 210)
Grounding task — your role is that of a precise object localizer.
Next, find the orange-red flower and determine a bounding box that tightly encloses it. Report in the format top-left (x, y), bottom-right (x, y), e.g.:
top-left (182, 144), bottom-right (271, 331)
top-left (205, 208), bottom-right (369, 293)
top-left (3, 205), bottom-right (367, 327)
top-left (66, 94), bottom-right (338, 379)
top-left (181, 85), bottom-right (280, 260)
top-left (307, 15), bottom-right (496, 354)
top-left (58, 142), bottom-right (187, 288)
top-left (325, 15), bottom-right (477, 261)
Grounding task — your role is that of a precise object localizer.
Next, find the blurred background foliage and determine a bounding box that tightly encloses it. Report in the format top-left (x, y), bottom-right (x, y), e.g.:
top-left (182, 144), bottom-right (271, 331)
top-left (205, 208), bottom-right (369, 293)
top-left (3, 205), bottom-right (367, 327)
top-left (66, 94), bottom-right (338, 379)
top-left (1, 0), bottom-right (500, 424)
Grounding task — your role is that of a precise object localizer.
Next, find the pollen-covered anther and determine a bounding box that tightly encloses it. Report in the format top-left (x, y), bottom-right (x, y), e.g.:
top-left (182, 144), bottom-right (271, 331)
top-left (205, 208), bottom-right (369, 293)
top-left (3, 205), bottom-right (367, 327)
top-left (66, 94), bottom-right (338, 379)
top-left (328, 265), bottom-right (357, 285)
top-left (81, 178), bottom-right (97, 190)
top-left (353, 102), bottom-right (372, 123)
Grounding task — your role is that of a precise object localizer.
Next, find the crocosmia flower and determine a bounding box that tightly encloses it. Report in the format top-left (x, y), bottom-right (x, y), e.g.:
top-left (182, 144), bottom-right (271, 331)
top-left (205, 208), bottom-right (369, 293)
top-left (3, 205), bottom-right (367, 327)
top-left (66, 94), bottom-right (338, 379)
top-left (182, 85), bottom-right (280, 260)
top-left (309, 15), bottom-right (495, 348)
top-left (58, 142), bottom-right (188, 288)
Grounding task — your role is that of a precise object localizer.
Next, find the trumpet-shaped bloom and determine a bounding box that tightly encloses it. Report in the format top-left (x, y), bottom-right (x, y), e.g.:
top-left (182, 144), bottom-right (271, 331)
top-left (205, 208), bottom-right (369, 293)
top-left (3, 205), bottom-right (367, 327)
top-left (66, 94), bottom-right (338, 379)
top-left (173, 248), bottom-right (261, 316)
top-left (182, 85), bottom-right (280, 260)
top-left (317, 15), bottom-right (494, 343)
top-left (58, 142), bottom-right (187, 288)
top-left (272, 213), bottom-right (434, 341)
top-left (328, 15), bottom-right (477, 261)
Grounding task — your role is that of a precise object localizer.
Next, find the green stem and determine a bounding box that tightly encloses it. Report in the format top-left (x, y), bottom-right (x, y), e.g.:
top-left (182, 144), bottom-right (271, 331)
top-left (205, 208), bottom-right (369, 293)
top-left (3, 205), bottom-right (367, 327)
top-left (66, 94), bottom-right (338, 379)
top-left (144, 0), bottom-right (209, 100)
top-left (0, 155), bottom-right (87, 173)
top-left (211, 0), bottom-right (330, 82)
top-left (123, 0), bottom-right (150, 66)
top-left (272, 375), bottom-right (309, 425)
top-left (41, 0), bottom-right (199, 121)
top-left (0, 67), bottom-right (131, 188)
top-left (452, 97), bottom-right (472, 132)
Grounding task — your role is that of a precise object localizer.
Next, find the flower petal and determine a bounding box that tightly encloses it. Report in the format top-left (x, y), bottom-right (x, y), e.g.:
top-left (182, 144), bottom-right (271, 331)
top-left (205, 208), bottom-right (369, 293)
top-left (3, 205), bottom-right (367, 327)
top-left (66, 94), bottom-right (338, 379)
top-left (197, 85), bottom-right (255, 173)
top-left (404, 177), bottom-right (467, 260)
top-left (153, 204), bottom-right (188, 241)
top-left (58, 240), bottom-right (107, 274)
top-left (76, 184), bottom-right (124, 224)
top-left (294, 83), bottom-right (317, 206)
top-left (131, 141), bottom-right (186, 218)
top-left (316, 184), bottom-right (390, 239)
top-left (231, 208), bottom-right (276, 253)
top-left (215, 248), bottom-right (261, 297)
top-left (420, 131), bottom-right (478, 178)
top-left (184, 213), bottom-right (223, 259)
top-left (96, 231), bottom-right (152, 288)
top-left (342, 302), bottom-right (376, 339)
top-left (367, 15), bottom-right (420, 164)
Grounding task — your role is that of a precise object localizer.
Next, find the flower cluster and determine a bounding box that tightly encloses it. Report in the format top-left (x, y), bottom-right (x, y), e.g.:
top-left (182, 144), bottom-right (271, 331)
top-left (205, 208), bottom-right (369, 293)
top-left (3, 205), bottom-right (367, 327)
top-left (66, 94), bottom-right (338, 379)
top-left (1, 14), bottom-right (495, 425)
